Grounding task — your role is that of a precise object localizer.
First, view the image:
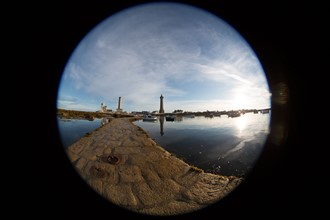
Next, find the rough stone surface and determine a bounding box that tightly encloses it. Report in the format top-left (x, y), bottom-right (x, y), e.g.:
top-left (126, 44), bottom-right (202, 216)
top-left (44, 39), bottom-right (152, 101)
top-left (66, 118), bottom-right (243, 216)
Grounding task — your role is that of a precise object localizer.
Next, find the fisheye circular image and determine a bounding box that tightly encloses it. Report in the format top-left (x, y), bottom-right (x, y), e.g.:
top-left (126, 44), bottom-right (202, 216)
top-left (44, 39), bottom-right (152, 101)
top-left (57, 2), bottom-right (271, 216)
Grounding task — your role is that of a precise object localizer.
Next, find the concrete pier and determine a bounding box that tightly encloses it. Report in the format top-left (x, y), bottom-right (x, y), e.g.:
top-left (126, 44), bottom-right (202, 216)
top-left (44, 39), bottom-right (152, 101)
top-left (66, 118), bottom-right (242, 216)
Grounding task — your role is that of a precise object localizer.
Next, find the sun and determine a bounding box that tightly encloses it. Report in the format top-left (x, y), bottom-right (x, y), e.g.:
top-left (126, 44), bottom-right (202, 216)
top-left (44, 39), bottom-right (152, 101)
top-left (232, 93), bottom-right (251, 110)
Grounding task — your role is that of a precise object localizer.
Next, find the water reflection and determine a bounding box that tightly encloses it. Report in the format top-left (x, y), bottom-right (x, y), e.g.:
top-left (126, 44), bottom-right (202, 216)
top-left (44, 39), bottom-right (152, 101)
top-left (176, 115), bottom-right (183, 122)
top-left (58, 113), bottom-right (270, 177)
top-left (159, 116), bottom-right (164, 136)
top-left (236, 116), bottom-right (247, 135)
top-left (58, 117), bottom-right (112, 148)
top-left (135, 113), bottom-right (270, 177)
top-left (101, 117), bottom-right (109, 126)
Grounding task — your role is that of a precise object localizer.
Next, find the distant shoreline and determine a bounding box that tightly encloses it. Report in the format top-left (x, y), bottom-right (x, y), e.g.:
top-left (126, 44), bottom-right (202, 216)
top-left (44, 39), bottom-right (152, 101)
top-left (57, 108), bottom-right (134, 120)
top-left (57, 108), bottom-right (271, 120)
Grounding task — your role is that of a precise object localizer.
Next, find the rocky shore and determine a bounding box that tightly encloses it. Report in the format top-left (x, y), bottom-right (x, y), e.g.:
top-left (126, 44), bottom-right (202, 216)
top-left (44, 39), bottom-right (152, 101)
top-left (66, 117), bottom-right (242, 216)
top-left (57, 108), bottom-right (132, 120)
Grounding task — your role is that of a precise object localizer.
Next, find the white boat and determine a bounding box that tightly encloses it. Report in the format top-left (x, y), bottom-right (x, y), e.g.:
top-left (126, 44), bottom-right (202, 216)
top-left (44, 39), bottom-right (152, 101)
top-left (143, 114), bottom-right (157, 122)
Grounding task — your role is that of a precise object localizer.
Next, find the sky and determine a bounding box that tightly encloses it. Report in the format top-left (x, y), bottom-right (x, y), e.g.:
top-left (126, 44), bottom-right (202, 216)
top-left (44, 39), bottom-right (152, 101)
top-left (57, 2), bottom-right (271, 113)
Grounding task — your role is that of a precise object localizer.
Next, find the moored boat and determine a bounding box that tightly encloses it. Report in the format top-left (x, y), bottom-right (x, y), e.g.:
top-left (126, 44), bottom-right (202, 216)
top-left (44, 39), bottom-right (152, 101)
top-left (165, 115), bottom-right (175, 121)
top-left (261, 109), bottom-right (270, 114)
top-left (227, 111), bottom-right (240, 118)
top-left (143, 114), bottom-right (157, 122)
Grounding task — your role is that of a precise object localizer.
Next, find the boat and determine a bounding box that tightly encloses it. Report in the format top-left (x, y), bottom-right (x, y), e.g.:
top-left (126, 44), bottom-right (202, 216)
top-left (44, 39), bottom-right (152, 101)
top-left (227, 111), bottom-right (240, 118)
top-left (142, 114), bottom-right (157, 122)
top-left (205, 113), bottom-right (214, 118)
top-left (165, 115), bottom-right (175, 121)
top-left (261, 109), bottom-right (270, 114)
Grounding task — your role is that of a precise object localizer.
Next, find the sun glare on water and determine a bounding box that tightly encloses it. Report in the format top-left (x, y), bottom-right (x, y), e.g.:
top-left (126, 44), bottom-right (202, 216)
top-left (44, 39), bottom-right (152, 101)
top-left (236, 116), bottom-right (247, 134)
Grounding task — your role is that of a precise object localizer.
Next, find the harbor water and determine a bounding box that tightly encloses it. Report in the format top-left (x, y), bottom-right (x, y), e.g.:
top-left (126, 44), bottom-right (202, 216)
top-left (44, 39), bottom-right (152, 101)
top-left (58, 112), bottom-right (270, 177)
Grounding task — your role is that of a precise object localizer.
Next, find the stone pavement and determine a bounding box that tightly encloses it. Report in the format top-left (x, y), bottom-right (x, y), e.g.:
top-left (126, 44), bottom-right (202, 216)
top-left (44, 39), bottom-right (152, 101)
top-left (66, 118), bottom-right (242, 216)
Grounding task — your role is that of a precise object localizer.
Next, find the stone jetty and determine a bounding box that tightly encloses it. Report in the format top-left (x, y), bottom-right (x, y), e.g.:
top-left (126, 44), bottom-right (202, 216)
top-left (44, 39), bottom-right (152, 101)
top-left (66, 118), bottom-right (242, 216)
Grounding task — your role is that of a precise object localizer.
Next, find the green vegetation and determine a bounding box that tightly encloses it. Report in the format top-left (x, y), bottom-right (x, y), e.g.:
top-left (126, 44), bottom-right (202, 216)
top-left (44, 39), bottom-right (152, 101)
top-left (190, 165), bottom-right (204, 173)
top-left (170, 152), bottom-right (205, 173)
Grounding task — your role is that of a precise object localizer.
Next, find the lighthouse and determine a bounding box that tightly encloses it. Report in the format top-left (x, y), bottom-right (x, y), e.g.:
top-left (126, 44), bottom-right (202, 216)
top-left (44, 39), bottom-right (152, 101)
top-left (159, 94), bottom-right (164, 114)
top-left (116, 96), bottom-right (122, 113)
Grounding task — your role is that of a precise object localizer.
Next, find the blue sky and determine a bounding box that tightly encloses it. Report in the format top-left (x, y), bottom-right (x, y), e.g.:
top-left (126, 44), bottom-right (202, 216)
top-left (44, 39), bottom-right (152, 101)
top-left (57, 2), bottom-right (271, 113)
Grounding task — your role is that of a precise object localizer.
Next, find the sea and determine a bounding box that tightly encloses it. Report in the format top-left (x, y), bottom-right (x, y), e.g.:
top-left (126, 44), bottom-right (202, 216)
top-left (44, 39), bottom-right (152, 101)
top-left (57, 112), bottom-right (270, 177)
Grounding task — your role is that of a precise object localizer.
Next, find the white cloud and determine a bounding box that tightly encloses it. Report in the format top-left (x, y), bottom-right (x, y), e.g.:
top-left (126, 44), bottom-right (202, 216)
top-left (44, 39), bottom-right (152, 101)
top-left (57, 95), bottom-right (96, 111)
top-left (59, 3), bottom-right (271, 112)
top-left (164, 99), bottom-right (233, 112)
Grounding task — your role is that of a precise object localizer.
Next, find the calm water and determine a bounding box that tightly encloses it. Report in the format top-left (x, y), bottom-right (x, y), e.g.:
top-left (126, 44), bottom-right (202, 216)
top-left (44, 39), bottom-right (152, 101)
top-left (57, 117), bottom-right (109, 148)
top-left (134, 113), bottom-right (270, 177)
top-left (57, 113), bottom-right (270, 177)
